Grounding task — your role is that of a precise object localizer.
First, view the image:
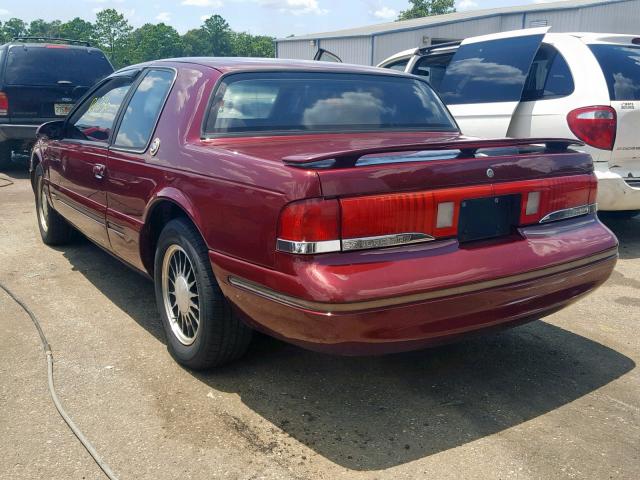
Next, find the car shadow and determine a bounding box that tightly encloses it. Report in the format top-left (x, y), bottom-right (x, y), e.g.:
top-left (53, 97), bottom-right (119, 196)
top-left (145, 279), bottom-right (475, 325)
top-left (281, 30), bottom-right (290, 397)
top-left (60, 238), bottom-right (635, 471)
top-left (598, 213), bottom-right (640, 260)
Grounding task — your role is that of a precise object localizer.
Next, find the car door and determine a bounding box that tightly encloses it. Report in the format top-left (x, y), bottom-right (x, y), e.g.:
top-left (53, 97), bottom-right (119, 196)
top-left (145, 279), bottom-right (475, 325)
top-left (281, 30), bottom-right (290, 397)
top-left (105, 68), bottom-right (176, 269)
top-left (48, 74), bottom-right (135, 249)
top-left (435, 28), bottom-right (549, 137)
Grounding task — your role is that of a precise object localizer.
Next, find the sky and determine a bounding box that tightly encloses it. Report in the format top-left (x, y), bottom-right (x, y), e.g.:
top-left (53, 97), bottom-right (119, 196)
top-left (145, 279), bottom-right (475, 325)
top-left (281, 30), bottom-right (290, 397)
top-left (0, 0), bottom-right (560, 38)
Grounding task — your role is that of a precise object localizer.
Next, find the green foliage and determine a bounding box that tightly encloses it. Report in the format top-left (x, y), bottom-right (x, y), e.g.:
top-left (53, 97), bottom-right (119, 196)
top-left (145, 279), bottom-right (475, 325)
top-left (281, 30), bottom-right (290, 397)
top-left (397, 0), bottom-right (456, 21)
top-left (0, 10), bottom-right (275, 67)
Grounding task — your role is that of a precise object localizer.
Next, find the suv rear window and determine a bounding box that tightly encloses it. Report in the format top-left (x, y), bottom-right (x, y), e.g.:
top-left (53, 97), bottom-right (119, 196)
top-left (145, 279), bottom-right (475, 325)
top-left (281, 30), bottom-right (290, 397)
top-left (521, 44), bottom-right (574, 101)
top-left (204, 72), bottom-right (457, 136)
top-left (4, 46), bottom-right (113, 87)
top-left (589, 44), bottom-right (640, 100)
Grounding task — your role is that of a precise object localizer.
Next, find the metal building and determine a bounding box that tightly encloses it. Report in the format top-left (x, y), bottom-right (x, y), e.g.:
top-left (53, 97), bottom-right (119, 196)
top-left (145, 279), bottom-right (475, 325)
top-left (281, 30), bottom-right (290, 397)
top-left (275, 0), bottom-right (640, 66)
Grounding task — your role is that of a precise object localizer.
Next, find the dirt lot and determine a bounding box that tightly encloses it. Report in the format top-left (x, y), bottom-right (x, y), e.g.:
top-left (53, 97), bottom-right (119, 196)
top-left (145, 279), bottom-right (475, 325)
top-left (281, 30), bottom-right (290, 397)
top-left (0, 170), bottom-right (638, 480)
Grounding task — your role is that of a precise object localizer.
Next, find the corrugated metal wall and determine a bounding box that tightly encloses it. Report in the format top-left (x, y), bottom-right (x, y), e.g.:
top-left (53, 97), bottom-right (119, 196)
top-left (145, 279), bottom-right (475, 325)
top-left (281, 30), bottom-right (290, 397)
top-left (319, 37), bottom-right (372, 65)
top-left (276, 40), bottom-right (317, 60)
top-left (276, 0), bottom-right (640, 66)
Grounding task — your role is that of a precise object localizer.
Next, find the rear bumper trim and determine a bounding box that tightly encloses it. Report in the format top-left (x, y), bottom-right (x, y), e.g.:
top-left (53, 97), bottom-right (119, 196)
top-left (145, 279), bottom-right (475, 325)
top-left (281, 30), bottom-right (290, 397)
top-left (228, 247), bottom-right (618, 314)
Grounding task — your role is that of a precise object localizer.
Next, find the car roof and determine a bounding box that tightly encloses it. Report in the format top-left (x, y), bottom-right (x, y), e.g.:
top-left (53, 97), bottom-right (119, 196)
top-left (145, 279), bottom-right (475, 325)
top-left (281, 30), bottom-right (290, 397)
top-left (125, 57), bottom-right (408, 76)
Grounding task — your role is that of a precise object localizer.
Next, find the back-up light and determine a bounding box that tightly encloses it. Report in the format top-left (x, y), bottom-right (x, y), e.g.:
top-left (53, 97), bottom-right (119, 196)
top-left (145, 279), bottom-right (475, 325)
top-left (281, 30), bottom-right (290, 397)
top-left (567, 106), bottom-right (616, 150)
top-left (0, 92), bottom-right (8, 116)
top-left (277, 174), bottom-right (598, 254)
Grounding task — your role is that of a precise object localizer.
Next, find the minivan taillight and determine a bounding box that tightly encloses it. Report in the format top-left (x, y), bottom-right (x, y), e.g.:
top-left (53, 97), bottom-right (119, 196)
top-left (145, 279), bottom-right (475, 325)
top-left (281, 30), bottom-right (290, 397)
top-left (567, 106), bottom-right (616, 150)
top-left (276, 174), bottom-right (597, 254)
top-left (0, 92), bottom-right (8, 116)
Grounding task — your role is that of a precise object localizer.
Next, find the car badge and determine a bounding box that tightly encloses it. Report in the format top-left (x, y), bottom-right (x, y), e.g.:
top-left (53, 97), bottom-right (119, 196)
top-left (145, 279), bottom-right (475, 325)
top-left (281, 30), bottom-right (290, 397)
top-left (486, 168), bottom-right (495, 178)
top-left (150, 138), bottom-right (161, 156)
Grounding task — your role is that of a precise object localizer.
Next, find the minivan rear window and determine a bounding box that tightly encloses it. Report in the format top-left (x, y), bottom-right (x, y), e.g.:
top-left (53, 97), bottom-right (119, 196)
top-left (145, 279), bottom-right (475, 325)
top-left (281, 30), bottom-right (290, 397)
top-left (4, 46), bottom-right (113, 87)
top-left (589, 44), bottom-right (640, 100)
top-left (204, 72), bottom-right (458, 136)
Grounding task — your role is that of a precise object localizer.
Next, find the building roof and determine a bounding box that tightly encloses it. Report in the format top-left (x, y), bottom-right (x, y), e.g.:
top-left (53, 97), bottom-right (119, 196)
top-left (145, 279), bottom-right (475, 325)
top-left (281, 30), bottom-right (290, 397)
top-left (277, 0), bottom-right (632, 41)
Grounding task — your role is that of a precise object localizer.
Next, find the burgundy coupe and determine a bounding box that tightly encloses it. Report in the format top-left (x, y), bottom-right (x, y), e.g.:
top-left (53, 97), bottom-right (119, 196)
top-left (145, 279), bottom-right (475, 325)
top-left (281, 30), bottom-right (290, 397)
top-left (31, 58), bottom-right (618, 369)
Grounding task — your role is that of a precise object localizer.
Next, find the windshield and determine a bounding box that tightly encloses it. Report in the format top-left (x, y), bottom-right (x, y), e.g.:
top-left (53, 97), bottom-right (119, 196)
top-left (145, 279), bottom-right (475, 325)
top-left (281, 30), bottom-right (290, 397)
top-left (204, 72), bottom-right (457, 136)
top-left (589, 44), bottom-right (640, 101)
top-left (5, 46), bottom-right (113, 87)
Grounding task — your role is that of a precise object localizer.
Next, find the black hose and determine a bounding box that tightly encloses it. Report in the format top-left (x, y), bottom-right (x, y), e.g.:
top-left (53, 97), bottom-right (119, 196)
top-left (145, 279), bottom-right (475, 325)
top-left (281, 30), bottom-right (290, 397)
top-left (0, 282), bottom-right (120, 480)
top-left (0, 176), bottom-right (14, 187)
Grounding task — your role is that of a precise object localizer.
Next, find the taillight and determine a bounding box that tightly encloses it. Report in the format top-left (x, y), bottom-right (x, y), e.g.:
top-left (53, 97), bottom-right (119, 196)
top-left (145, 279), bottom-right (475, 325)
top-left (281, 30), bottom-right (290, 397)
top-left (276, 174), bottom-right (598, 254)
top-left (567, 106), bottom-right (616, 150)
top-left (0, 92), bottom-right (8, 116)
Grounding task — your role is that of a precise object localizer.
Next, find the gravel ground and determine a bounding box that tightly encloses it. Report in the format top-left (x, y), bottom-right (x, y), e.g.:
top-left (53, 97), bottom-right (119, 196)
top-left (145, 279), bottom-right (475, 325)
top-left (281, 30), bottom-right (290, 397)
top-left (1, 170), bottom-right (638, 480)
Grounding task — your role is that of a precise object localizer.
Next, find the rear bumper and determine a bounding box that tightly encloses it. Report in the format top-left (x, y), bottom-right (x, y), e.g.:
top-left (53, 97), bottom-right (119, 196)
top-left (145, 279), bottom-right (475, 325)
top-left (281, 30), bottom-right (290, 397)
top-left (596, 170), bottom-right (640, 211)
top-left (0, 123), bottom-right (39, 142)
top-left (210, 215), bottom-right (618, 355)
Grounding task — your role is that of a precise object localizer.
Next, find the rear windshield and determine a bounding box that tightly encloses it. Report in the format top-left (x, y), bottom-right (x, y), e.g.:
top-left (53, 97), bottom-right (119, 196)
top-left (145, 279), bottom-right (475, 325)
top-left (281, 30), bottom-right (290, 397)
top-left (4, 46), bottom-right (113, 87)
top-left (589, 44), bottom-right (640, 100)
top-left (204, 72), bottom-right (457, 136)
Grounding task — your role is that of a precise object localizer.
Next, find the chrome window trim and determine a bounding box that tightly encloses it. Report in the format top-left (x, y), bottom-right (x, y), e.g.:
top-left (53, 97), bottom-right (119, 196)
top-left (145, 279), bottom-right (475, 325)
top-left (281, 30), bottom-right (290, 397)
top-left (539, 204), bottom-right (597, 224)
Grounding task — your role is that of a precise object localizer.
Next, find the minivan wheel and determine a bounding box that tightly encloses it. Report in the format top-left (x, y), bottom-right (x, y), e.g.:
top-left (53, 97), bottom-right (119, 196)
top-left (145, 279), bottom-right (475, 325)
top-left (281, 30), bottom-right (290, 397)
top-left (154, 218), bottom-right (252, 369)
top-left (34, 164), bottom-right (74, 245)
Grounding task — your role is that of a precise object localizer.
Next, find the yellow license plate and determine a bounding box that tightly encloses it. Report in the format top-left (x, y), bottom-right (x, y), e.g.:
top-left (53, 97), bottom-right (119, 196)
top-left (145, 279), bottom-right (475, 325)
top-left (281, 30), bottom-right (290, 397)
top-left (54, 103), bottom-right (74, 116)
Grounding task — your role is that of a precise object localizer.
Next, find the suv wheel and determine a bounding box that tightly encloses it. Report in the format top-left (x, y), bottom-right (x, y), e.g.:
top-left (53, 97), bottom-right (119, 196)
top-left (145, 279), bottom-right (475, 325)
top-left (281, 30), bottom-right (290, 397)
top-left (0, 142), bottom-right (12, 169)
top-left (154, 218), bottom-right (252, 369)
top-left (34, 164), bottom-right (74, 245)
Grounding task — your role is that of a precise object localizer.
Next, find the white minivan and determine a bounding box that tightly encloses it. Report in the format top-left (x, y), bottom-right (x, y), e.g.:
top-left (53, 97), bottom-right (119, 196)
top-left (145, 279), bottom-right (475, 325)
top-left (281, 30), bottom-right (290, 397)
top-left (375, 29), bottom-right (640, 215)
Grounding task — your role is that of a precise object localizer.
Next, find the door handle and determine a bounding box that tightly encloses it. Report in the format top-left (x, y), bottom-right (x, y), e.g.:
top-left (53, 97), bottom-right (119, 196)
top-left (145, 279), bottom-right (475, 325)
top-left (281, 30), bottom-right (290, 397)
top-left (92, 164), bottom-right (106, 180)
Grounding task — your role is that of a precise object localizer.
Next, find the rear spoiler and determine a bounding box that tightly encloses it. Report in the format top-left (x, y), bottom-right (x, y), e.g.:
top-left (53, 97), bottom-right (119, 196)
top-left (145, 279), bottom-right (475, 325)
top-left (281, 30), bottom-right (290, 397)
top-left (282, 138), bottom-right (584, 167)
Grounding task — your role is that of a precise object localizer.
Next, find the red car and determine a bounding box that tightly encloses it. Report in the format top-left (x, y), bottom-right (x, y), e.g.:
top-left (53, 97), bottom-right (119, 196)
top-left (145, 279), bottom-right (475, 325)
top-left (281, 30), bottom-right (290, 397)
top-left (31, 59), bottom-right (618, 369)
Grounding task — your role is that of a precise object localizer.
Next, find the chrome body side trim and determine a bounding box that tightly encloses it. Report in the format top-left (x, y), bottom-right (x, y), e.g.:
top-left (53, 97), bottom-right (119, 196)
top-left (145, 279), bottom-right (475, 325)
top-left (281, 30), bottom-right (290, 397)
top-left (276, 239), bottom-right (341, 254)
top-left (540, 204), bottom-right (597, 224)
top-left (342, 233), bottom-right (435, 251)
top-left (228, 248), bottom-right (618, 314)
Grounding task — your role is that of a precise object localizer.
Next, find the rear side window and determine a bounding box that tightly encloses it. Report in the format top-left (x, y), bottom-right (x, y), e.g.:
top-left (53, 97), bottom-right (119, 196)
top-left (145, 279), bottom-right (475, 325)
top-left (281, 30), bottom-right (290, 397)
top-left (4, 46), bottom-right (113, 87)
top-left (204, 72), bottom-right (457, 136)
top-left (438, 34), bottom-right (545, 105)
top-left (412, 53), bottom-right (454, 92)
top-left (114, 69), bottom-right (175, 150)
top-left (521, 44), bottom-right (574, 101)
top-left (385, 58), bottom-right (410, 72)
top-left (589, 44), bottom-right (640, 100)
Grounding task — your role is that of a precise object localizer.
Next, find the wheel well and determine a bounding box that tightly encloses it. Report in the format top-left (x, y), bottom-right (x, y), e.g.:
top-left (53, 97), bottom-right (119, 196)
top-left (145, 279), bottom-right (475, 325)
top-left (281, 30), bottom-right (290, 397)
top-left (30, 152), bottom-right (41, 192)
top-left (141, 200), bottom-right (193, 276)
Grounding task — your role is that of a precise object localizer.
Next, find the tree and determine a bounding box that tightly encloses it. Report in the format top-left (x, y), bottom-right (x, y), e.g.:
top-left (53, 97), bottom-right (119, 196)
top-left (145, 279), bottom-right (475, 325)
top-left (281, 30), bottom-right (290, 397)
top-left (230, 32), bottom-right (275, 58)
top-left (94, 9), bottom-right (133, 68)
top-left (202, 15), bottom-right (232, 56)
top-left (1, 18), bottom-right (28, 42)
top-left (130, 23), bottom-right (183, 63)
top-left (397, 0), bottom-right (455, 21)
top-left (59, 18), bottom-right (96, 44)
top-left (182, 28), bottom-right (211, 56)
top-left (27, 19), bottom-right (61, 38)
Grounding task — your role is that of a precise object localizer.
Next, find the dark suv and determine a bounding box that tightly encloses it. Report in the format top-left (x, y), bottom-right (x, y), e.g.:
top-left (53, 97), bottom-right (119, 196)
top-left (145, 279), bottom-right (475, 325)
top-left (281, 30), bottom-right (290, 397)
top-left (0, 37), bottom-right (113, 168)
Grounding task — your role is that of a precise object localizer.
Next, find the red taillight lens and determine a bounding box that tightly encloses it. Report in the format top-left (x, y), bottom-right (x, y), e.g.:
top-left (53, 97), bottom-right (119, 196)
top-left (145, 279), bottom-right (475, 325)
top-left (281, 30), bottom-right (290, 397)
top-left (0, 92), bottom-right (8, 116)
top-left (567, 106), bottom-right (616, 150)
top-left (278, 198), bottom-right (340, 242)
top-left (340, 192), bottom-right (434, 239)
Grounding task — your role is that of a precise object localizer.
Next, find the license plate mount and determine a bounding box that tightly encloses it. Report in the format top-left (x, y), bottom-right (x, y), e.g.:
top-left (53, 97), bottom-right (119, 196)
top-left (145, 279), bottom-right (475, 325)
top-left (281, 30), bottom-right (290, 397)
top-left (54, 103), bottom-right (74, 116)
top-left (458, 194), bottom-right (521, 243)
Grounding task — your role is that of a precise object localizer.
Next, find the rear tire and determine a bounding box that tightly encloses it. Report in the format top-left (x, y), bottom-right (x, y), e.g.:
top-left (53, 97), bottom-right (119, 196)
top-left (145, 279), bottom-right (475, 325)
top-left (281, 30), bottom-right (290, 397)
top-left (0, 142), bottom-right (12, 170)
top-left (154, 218), bottom-right (252, 369)
top-left (34, 164), bottom-right (74, 245)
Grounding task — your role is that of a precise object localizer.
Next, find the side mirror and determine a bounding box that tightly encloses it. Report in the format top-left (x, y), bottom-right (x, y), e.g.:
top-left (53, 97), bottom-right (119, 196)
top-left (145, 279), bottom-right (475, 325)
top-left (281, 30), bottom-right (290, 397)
top-left (36, 120), bottom-right (65, 140)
